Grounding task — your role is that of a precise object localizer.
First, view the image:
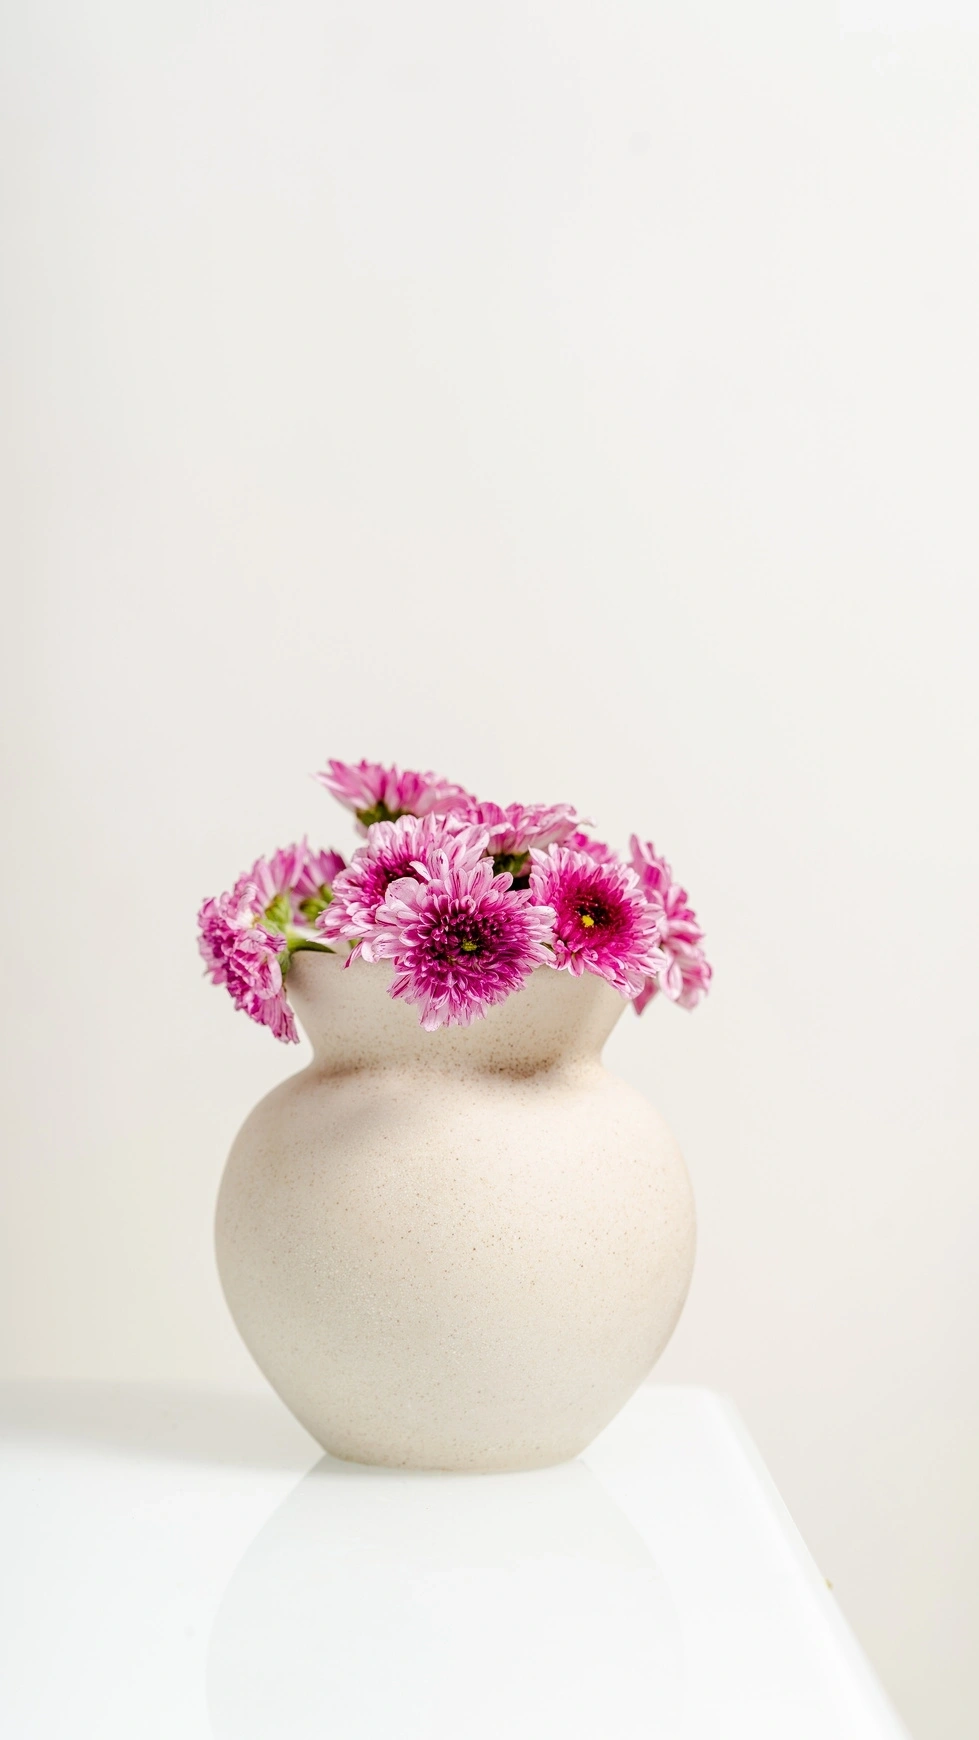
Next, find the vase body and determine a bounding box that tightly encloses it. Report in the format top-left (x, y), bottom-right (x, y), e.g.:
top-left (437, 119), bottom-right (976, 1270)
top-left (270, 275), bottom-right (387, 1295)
top-left (216, 953), bottom-right (695, 1472)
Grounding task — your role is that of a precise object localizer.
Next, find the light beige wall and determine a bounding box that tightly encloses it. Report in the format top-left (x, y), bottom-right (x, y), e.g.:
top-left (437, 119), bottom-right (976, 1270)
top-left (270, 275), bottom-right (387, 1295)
top-left (1, 6), bottom-right (976, 1736)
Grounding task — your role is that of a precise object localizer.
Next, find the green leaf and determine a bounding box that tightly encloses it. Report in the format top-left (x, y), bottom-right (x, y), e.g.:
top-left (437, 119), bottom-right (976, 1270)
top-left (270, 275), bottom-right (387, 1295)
top-left (492, 850), bottom-right (530, 880)
top-left (263, 892), bottom-right (292, 931)
top-left (297, 884), bottom-right (333, 924)
top-left (354, 801), bottom-right (405, 828)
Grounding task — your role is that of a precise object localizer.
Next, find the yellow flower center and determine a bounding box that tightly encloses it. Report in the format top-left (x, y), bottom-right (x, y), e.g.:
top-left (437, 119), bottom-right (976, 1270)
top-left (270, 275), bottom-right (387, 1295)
top-left (579, 913), bottom-right (596, 928)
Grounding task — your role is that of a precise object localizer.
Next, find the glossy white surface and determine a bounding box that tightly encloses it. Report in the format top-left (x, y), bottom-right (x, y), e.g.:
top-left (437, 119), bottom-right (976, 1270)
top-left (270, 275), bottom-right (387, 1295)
top-left (0, 1383), bottom-right (907, 1739)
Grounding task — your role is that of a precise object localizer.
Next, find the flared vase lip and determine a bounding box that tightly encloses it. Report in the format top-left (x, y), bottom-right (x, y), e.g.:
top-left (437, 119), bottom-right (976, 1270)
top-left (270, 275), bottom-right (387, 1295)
top-left (284, 950), bottom-right (630, 1075)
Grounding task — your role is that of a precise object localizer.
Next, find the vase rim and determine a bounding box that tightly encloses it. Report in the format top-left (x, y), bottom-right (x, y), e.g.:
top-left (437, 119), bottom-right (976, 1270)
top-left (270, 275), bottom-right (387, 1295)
top-left (285, 951), bottom-right (629, 1075)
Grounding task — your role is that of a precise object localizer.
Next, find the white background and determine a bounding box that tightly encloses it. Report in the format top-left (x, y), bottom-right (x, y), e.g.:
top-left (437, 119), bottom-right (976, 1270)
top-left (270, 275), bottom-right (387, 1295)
top-left (1, 5), bottom-right (977, 1737)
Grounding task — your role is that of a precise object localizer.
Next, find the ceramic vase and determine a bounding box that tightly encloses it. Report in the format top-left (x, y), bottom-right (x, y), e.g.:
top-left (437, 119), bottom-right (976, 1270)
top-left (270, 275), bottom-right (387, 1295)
top-left (215, 952), bottom-right (695, 1471)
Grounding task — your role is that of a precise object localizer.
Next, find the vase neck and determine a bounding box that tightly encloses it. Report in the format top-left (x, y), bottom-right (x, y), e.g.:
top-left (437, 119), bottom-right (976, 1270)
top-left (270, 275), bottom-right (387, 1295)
top-left (285, 954), bottom-right (626, 1077)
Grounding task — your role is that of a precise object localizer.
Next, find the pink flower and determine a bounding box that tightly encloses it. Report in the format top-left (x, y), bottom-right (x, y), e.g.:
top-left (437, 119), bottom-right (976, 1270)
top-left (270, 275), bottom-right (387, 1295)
top-left (319, 815), bottom-right (488, 954)
top-left (458, 801), bottom-right (581, 858)
top-left (365, 852), bottom-right (556, 1029)
top-left (629, 837), bottom-right (712, 1014)
top-left (197, 885), bottom-right (298, 1043)
top-left (529, 846), bottom-right (666, 998)
top-left (315, 759), bottom-right (473, 832)
top-left (565, 830), bottom-right (618, 864)
top-left (237, 840), bottom-right (346, 930)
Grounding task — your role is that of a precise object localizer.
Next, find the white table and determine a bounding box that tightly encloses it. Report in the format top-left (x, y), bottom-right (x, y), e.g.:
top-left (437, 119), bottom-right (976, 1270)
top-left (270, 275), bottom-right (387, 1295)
top-left (0, 1381), bottom-right (908, 1739)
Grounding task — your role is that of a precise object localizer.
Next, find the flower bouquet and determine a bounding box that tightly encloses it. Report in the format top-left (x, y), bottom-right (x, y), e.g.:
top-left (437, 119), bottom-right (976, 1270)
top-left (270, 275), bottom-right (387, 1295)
top-left (208, 759), bottom-right (708, 1469)
top-left (198, 757), bottom-right (711, 1040)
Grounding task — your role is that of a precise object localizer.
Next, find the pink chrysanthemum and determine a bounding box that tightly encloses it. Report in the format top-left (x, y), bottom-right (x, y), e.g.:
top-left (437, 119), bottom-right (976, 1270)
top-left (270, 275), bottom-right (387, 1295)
top-left (629, 838), bottom-right (712, 1014)
top-left (197, 885), bottom-right (298, 1043)
top-left (315, 758), bottom-right (473, 832)
top-left (237, 840), bottom-right (346, 930)
top-left (457, 801), bottom-right (581, 859)
top-left (565, 830), bottom-right (618, 864)
top-left (528, 846), bottom-right (666, 998)
top-left (319, 815), bottom-right (488, 956)
top-left (364, 852), bottom-right (556, 1029)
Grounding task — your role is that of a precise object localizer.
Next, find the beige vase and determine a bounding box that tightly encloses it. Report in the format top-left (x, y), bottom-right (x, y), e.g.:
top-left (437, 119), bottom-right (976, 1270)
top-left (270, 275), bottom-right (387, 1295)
top-left (215, 951), bottom-right (695, 1472)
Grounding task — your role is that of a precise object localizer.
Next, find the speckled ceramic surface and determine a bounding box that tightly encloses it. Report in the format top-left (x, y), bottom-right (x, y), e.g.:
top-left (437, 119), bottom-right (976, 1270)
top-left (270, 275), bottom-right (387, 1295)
top-left (215, 953), bottom-right (696, 1471)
